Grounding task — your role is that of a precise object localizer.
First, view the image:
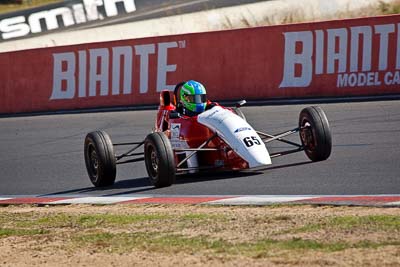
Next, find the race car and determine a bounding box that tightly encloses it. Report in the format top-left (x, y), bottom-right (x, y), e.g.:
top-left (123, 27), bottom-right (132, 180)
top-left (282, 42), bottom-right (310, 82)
top-left (84, 82), bottom-right (332, 188)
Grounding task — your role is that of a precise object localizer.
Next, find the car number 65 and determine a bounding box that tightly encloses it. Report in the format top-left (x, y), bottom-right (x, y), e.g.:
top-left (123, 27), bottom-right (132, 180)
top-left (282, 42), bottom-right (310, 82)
top-left (243, 136), bottom-right (261, 147)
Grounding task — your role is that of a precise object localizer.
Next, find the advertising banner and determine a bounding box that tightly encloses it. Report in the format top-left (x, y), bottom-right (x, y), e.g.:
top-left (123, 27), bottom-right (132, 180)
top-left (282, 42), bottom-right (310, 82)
top-left (1, 14), bottom-right (400, 114)
top-left (0, 0), bottom-right (262, 42)
top-left (0, 0), bottom-right (137, 42)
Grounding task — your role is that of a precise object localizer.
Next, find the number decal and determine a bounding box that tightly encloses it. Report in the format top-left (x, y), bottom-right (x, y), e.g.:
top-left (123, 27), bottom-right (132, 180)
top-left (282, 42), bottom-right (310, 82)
top-left (252, 136), bottom-right (261, 145)
top-left (243, 136), bottom-right (261, 147)
top-left (243, 137), bottom-right (253, 147)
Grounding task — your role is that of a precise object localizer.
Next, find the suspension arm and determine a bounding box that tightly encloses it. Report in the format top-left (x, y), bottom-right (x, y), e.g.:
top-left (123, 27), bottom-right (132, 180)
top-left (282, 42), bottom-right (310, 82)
top-left (116, 141), bottom-right (144, 160)
top-left (116, 157), bottom-right (145, 165)
top-left (257, 129), bottom-right (302, 147)
top-left (270, 147), bottom-right (304, 158)
top-left (176, 133), bottom-right (218, 168)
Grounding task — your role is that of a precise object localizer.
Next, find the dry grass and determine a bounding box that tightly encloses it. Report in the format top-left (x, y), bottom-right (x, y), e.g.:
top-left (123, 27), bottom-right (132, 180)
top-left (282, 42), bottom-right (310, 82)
top-left (378, 0), bottom-right (400, 14)
top-left (0, 205), bottom-right (399, 266)
top-left (225, 0), bottom-right (400, 29)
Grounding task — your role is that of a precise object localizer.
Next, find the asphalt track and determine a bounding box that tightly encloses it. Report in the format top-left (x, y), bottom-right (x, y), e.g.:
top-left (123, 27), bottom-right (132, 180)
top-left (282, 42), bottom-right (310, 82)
top-left (0, 100), bottom-right (399, 197)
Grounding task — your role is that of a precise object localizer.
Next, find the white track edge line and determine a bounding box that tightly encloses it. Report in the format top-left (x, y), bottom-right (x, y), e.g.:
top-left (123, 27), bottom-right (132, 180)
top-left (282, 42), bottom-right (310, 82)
top-left (50, 196), bottom-right (150, 204)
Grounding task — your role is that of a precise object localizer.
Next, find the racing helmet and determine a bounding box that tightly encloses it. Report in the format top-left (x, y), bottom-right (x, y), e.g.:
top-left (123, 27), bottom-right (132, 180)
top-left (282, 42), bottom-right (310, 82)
top-left (180, 80), bottom-right (207, 114)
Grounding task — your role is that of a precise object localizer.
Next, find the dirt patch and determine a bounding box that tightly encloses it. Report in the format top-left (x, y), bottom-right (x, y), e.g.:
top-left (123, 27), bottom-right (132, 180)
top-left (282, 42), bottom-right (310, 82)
top-left (0, 205), bottom-right (399, 266)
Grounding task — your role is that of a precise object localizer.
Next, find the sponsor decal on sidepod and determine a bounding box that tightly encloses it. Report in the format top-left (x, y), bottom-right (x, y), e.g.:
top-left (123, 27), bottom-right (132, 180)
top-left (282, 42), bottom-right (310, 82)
top-left (234, 127), bottom-right (251, 133)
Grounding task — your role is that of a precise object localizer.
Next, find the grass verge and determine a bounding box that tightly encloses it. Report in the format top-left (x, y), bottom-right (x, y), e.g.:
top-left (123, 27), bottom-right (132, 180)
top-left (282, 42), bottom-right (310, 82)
top-left (379, 0), bottom-right (400, 14)
top-left (0, 205), bottom-right (399, 266)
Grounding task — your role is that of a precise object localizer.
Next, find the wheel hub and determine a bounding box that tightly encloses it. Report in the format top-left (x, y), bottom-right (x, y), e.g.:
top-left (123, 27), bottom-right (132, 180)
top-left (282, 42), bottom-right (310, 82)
top-left (150, 150), bottom-right (158, 172)
top-left (301, 122), bottom-right (315, 150)
top-left (90, 149), bottom-right (99, 177)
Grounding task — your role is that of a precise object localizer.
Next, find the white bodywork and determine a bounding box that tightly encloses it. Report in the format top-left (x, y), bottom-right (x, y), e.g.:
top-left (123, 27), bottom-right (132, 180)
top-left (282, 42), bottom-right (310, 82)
top-left (198, 106), bottom-right (272, 168)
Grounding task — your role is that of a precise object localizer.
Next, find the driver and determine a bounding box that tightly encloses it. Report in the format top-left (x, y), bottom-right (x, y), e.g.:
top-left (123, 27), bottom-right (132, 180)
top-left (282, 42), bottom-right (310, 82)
top-left (179, 80), bottom-right (210, 116)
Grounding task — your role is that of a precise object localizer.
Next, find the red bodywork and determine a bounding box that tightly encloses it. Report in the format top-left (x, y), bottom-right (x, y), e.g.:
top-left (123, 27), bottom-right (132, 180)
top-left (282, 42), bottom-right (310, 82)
top-left (154, 91), bottom-right (248, 171)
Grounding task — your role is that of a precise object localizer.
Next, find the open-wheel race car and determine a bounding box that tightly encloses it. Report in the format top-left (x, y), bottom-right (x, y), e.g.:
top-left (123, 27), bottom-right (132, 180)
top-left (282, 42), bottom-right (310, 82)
top-left (84, 82), bottom-right (332, 188)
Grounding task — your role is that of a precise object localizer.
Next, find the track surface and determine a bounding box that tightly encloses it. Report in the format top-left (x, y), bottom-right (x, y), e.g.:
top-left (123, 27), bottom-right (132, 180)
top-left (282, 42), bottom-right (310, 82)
top-left (0, 101), bottom-right (399, 196)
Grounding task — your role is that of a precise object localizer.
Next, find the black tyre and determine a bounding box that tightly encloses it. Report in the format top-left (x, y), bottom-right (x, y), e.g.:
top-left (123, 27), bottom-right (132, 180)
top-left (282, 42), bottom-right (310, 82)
top-left (144, 132), bottom-right (176, 188)
top-left (299, 106), bottom-right (332, 161)
top-left (84, 131), bottom-right (116, 187)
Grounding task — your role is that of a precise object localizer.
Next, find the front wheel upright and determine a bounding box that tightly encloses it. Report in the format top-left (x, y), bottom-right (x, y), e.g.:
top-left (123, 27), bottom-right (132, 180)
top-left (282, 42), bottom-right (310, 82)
top-left (299, 106), bottom-right (332, 162)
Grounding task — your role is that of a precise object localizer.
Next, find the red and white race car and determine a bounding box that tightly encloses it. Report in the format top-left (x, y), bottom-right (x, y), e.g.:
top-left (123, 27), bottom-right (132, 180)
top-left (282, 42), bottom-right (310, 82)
top-left (84, 82), bottom-right (332, 188)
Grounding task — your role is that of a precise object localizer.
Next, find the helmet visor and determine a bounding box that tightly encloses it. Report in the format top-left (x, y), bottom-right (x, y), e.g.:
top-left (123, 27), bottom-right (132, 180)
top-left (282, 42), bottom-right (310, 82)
top-left (184, 94), bottom-right (207, 104)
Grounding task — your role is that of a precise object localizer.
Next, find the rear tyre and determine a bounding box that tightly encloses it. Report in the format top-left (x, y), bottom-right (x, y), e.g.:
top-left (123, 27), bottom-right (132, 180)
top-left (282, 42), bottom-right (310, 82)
top-left (84, 131), bottom-right (116, 187)
top-left (144, 132), bottom-right (176, 188)
top-left (299, 106), bottom-right (332, 162)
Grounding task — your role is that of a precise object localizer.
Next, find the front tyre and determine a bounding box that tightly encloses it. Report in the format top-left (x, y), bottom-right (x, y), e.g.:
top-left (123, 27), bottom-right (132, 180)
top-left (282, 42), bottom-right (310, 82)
top-left (84, 131), bottom-right (116, 187)
top-left (299, 106), bottom-right (332, 162)
top-left (144, 132), bottom-right (176, 188)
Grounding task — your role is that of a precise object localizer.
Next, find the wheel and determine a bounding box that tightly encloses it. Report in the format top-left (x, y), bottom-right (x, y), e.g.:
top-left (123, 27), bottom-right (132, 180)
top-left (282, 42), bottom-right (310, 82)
top-left (84, 131), bottom-right (116, 187)
top-left (233, 107), bottom-right (246, 121)
top-left (299, 106), bottom-right (332, 161)
top-left (144, 132), bottom-right (176, 188)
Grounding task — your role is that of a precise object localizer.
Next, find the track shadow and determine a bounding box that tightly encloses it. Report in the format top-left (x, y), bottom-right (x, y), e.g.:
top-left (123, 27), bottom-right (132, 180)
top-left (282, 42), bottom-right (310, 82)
top-left (41, 177), bottom-right (154, 196)
top-left (174, 170), bottom-right (263, 185)
top-left (255, 161), bottom-right (313, 172)
top-left (104, 171), bottom-right (264, 196)
top-left (42, 161), bottom-right (313, 196)
top-left (41, 171), bottom-right (262, 196)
